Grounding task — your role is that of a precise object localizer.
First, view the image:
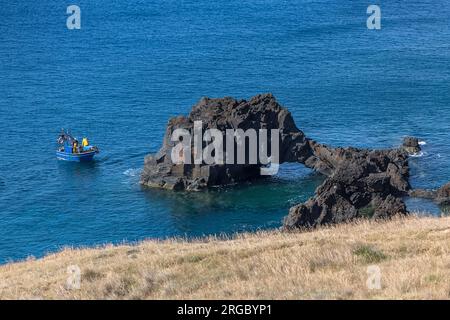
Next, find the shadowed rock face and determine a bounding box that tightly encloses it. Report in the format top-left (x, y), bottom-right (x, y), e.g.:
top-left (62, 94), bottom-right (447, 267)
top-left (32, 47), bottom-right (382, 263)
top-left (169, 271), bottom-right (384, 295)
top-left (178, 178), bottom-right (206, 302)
top-left (141, 94), bottom-right (417, 228)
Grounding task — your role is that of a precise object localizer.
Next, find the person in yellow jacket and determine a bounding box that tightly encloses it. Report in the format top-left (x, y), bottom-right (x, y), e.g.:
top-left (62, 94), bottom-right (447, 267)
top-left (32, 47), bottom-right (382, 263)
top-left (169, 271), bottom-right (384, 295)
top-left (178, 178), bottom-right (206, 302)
top-left (72, 140), bottom-right (79, 154)
top-left (82, 137), bottom-right (89, 148)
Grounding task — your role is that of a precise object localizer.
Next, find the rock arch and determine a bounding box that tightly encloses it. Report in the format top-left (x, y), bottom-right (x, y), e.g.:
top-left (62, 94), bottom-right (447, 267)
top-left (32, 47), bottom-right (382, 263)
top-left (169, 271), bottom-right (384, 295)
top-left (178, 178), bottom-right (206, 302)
top-left (141, 94), bottom-right (418, 228)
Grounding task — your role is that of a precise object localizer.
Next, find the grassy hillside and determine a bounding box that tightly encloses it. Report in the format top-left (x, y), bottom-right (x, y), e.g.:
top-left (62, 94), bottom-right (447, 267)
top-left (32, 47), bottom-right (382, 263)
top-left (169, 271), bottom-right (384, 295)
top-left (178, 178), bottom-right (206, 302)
top-left (0, 216), bottom-right (449, 299)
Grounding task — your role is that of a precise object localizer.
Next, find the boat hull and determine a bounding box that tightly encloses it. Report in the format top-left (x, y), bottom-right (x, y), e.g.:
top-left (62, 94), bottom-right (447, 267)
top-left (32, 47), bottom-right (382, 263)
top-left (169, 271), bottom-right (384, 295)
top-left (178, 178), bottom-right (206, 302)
top-left (56, 150), bottom-right (97, 162)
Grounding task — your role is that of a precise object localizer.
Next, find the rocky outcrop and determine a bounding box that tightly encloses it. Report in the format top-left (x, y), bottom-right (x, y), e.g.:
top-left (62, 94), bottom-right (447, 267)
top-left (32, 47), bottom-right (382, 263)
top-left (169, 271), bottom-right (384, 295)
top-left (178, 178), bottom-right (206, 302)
top-left (402, 137), bottom-right (421, 154)
top-left (141, 94), bottom-right (420, 228)
top-left (283, 148), bottom-right (410, 229)
top-left (409, 182), bottom-right (450, 206)
top-left (140, 94), bottom-right (315, 191)
top-left (436, 183), bottom-right (450, 205)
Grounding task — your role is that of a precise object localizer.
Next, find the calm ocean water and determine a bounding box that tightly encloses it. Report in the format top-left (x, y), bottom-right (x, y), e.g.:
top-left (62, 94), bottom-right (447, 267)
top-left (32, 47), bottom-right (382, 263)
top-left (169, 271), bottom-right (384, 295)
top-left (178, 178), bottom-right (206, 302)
top-left (0, 1), bottom-right (449, 263)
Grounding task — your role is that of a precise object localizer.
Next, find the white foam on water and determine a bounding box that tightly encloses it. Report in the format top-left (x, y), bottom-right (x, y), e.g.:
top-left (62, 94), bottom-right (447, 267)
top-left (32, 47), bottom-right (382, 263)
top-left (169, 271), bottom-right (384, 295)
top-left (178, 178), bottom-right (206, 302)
top-left (123, 168), bottom-right (141, 177)
top-left (410, 151), bottom-right (425, 158)
top-left (418, 140), bottom-right (427, 145)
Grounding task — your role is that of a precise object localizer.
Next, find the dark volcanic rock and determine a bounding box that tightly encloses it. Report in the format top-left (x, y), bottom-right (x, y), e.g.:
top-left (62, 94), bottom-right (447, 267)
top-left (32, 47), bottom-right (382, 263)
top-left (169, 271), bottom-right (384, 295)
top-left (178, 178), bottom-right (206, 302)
top-left (402, 136), bottom-right (421, 155)
top-left (436, 182), bottom-right (450, 205)
top-left (141, 93), bottom-right (413, 228)
top-left (410, 182), bottom-right (450, 206)
top-left (283, 149), bottom-right (409, 229)
top-left (141, 94), bottom-right (314, 191)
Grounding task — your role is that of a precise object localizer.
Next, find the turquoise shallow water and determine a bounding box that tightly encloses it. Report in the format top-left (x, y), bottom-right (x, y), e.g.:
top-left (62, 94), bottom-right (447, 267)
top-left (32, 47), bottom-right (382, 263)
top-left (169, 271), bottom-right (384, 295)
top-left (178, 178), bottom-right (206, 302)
top-left (0, 1), bottom-right (449, 263)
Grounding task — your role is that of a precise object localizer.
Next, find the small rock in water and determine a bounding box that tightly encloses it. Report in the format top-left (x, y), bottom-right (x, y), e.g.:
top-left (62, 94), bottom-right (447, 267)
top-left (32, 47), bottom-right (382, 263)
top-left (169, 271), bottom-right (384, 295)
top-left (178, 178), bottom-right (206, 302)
top-left (402, 136), bottom-right (421, 154)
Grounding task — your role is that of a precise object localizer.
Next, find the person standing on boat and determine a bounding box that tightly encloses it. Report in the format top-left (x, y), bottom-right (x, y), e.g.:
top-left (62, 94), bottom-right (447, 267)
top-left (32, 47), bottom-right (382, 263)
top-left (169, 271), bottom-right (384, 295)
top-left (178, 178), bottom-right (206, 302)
top-left (82, 137), bottom-right (89, 147)
top-left (72, 140), bottom-right (79, 154)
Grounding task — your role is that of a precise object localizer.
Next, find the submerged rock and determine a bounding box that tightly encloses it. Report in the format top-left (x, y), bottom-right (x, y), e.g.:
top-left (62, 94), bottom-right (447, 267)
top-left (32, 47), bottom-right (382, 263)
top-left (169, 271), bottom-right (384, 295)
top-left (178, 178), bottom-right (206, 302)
top-left (141, 94), bottom-right (415, 228)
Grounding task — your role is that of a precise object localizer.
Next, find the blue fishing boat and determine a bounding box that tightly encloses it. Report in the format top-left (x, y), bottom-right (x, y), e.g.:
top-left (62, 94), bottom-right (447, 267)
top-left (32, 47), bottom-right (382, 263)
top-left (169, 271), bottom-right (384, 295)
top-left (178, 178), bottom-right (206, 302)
top-left (56, 129), bottom-right (99, 162)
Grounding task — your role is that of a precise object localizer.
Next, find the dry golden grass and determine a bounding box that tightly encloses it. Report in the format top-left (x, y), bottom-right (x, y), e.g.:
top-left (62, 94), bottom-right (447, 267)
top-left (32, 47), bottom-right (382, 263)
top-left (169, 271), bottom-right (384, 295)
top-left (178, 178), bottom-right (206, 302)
top-left (0, 216), bottom-right (449, 300)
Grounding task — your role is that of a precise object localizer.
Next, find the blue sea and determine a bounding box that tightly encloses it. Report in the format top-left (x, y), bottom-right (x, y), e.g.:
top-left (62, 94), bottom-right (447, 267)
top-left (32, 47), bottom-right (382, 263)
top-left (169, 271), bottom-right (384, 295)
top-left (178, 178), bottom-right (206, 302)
top-left (0, 1), bottom-right (449, 263)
